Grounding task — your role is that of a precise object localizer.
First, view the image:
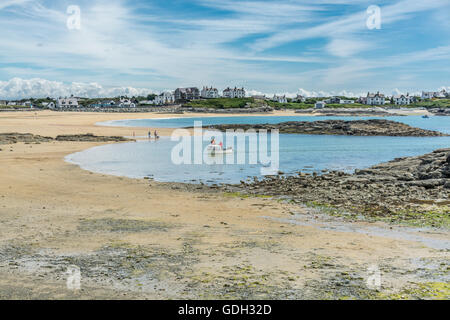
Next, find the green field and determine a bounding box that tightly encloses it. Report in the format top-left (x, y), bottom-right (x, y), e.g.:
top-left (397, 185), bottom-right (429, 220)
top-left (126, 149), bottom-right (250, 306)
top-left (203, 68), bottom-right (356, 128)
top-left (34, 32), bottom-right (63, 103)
top-left (408, 99), bottom-right (450, 109)
top-left (185, 98), bottom-right (256, 109)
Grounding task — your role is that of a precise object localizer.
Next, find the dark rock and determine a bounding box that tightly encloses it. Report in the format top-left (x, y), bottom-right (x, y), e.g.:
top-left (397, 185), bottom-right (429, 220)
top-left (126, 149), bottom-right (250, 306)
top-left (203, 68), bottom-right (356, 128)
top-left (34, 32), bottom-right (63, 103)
top-left (207, 119), bottom-right (447, 137)
top-left (230, 148), bottom-right (450, 218)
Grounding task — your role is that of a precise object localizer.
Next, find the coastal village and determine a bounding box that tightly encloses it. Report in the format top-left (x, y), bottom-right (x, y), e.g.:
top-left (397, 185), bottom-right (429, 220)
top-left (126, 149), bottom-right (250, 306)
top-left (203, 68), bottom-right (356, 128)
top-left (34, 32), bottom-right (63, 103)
top-left (0, 87), bottom-right (449, 110)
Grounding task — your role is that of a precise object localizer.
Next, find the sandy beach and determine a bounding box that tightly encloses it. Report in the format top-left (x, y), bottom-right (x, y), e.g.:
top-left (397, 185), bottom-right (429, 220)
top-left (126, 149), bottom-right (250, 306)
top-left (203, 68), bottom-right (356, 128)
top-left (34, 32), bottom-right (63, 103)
top-left (0, 110), bottom-right (448, 299)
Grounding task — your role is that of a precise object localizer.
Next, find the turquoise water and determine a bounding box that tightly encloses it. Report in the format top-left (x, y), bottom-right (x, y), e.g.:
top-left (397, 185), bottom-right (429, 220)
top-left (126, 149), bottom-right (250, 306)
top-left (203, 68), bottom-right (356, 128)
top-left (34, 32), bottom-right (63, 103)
top-left (68, 116), bottom-right (450, 184)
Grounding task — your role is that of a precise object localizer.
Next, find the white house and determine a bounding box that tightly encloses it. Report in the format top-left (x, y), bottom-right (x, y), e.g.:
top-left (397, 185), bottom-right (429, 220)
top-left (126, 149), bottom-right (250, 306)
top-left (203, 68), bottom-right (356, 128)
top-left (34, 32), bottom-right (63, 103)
top-left (223, 87), bottom-right (246, 98)
top-left (56, 96), bottom-right (79, 108)
top-left (393, 94), bottom-right (412, 105)
top-left (292, 95), bottom-right (305, 103)
top-left (422, 91), bottom-right (435, 99)
top-left (119, 98), bottom-right (136, 108)
top-left (201, 87), bottom-right (219, 99)
top-left (42, 102), bottom-right (56, 108)
top-left (315, 101), bottom-right (326, 109)
top-left (366, 92), bottom-right (385, 105)
top-left (154, 92), bottom-right (175, 105)
top-left (325, 97), bottom-right (341, 104)
top-left (272, 95), bottom-right (287, 103)
top-left (435, 90), bottom-right (447, 99)
top-left (421, 90), bottom-right (448, 99)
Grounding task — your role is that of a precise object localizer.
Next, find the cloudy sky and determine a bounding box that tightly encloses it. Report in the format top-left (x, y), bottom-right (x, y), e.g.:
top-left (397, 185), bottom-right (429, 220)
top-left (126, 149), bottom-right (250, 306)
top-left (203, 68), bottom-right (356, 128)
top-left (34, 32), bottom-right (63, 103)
top-left (0, 0), bottom-right (449, 99)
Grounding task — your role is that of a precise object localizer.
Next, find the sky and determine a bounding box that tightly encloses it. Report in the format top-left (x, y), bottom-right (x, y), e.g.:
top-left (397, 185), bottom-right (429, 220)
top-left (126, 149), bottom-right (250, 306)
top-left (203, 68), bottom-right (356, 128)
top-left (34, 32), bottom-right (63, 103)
top-left (0, 0), bottom-right (449, 99)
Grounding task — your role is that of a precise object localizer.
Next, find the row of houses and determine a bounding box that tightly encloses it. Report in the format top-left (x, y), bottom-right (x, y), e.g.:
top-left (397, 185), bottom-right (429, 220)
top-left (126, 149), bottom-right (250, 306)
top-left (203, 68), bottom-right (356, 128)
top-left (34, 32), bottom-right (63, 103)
top-left (90, 98), bottom-right (137, 108)
top-left (2, 88), bottom-right (447, 109)
top-left (0, 100), bottom-right (34, 107)
top-left (144, 86), bottom-right (246, 105)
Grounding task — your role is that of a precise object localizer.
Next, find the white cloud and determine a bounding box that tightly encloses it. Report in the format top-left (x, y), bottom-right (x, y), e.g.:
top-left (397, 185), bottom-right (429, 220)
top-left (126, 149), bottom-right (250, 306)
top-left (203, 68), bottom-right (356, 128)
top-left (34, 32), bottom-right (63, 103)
top-left (326, 38), bottom-right (373, 57)
top-left (0, 78), bottom-right (154, 99)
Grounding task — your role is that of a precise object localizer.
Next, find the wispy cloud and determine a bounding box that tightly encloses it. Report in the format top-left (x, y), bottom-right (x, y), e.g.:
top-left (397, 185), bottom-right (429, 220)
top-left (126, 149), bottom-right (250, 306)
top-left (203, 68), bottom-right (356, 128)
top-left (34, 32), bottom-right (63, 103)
top-left (0, 0), bottom-right (449, 98)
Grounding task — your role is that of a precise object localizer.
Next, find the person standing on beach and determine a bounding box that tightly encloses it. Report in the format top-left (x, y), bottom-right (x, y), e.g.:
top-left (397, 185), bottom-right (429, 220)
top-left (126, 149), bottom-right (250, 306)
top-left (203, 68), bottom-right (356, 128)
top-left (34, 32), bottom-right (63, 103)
top-left (148, 130), bottom-right (152, 139)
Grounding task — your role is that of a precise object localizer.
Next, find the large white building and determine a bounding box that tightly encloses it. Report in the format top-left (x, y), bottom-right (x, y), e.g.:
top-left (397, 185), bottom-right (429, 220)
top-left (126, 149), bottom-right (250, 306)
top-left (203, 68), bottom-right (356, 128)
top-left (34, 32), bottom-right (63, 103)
top-left (365, 92), bottom-right (385, 105)
top-left (393, 94), bottom-right (412, 105)
top-left (201, 87), bottom-right (219, 99)
top-left (223, 87), bottom-right (246, 98)
top-left (56, 96), bottom-right (79, 108)
top-left (155, 92), bottom-right (175, 105)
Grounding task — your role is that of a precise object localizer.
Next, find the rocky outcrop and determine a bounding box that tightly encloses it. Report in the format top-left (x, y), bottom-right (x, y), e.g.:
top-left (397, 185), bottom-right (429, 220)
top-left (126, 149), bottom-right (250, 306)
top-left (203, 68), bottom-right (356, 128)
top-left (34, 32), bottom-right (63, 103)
top-left (0, 133), bottom-right (53, 145)
top-left (55, 134), bottom-right (129, 142)
top-left (295, 108), bottom-right (393, 116)
top-left (430, 108), bottom-right (450, 116)
top-left (0, 133), bottom-right (131, 145)
top-left (208, 119), bottom-right (447, 136)
top-left (229, 149), bottom-right (450, 221)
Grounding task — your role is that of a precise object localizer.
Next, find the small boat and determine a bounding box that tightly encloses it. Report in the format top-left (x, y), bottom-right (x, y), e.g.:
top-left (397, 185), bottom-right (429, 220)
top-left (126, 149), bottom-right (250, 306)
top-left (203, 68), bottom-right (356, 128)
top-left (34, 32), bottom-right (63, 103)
top-left (208, 144), bottom-right (233, 155)
top-left (422, 115), bottom-right (430, 119)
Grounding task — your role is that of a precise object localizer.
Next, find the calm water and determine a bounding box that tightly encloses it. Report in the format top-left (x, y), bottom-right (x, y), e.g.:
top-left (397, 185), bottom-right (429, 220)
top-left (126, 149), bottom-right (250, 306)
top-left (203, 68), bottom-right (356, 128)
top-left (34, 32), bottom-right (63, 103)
top-left (98, 115), bottom-right (450, 134)
top-left (68, 116), bottom-right (450, 184)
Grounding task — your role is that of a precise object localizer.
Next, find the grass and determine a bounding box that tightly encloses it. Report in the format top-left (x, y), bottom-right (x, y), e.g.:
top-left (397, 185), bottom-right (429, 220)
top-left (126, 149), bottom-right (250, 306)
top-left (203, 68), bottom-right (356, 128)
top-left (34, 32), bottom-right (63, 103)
top-left (185, 98), bottom-right (255, 109)
top-left (409, 99), bottom-right (450, 109)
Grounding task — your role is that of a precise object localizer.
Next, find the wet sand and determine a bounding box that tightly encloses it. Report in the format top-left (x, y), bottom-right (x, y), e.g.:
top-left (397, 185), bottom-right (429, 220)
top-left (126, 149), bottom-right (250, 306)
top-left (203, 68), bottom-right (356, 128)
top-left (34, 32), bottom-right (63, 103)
top-left (0, 111), bottom-right (448, 299)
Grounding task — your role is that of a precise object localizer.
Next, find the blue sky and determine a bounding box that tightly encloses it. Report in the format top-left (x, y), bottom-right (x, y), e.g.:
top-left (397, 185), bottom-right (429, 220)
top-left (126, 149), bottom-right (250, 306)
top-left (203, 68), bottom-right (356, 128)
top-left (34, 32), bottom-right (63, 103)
top-left (0, 0), bottom-right (449, 98)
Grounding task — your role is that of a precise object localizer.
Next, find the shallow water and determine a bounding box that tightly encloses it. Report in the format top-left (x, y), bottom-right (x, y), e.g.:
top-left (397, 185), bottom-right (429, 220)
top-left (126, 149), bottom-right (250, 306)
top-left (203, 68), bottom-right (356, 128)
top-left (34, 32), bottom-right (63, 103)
top-left (68, 116), bottom-right (450, 185)
top-left (98, 115), bottom-right (450, 134)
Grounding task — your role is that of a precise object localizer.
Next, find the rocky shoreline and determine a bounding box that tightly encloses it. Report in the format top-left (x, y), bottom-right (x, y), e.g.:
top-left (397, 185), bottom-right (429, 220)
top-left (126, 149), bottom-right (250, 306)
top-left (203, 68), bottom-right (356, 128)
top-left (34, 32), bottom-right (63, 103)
top-left (224, 148), bottom-right (450, 227)
top-left (295, 107), bottom-right (395, 116)
top-left (208, 119), bottom-right (448, 136)
top-left (0, 133), bottom-right (131, 145)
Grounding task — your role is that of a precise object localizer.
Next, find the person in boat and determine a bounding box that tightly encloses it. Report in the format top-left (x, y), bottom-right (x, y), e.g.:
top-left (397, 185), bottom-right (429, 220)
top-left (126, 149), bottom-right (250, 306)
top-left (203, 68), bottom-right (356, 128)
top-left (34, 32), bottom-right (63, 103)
top-left (211, 137), bottom-right (216, 145)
